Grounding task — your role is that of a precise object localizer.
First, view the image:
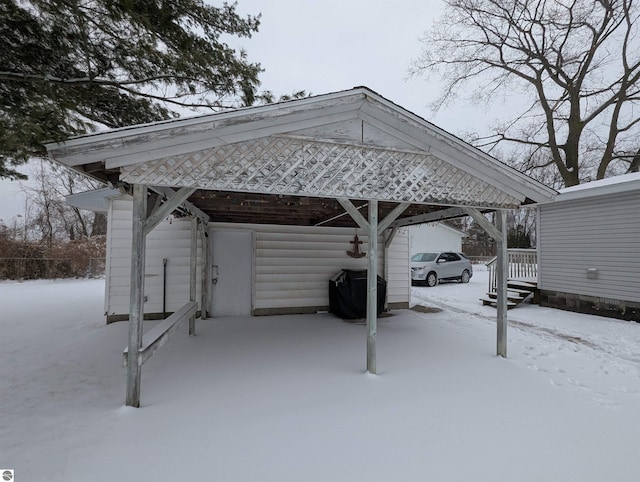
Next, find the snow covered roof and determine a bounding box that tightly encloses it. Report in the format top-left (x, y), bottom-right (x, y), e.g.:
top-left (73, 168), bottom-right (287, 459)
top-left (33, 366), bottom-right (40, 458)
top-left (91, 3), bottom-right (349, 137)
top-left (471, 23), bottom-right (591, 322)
top-left (555, 172), bottom-right (640, 202)
top-left (65, 187), bottom-right (121, 213)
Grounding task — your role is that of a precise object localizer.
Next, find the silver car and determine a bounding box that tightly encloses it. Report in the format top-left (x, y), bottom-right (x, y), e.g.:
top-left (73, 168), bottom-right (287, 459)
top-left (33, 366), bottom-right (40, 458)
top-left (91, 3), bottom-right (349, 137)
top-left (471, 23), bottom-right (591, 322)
top-left (411, 252), bottom-right (473, 287)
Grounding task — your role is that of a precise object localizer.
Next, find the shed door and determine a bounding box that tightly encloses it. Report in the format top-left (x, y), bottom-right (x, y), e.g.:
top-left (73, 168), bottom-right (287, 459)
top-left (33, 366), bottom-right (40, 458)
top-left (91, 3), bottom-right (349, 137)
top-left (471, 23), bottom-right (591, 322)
top-left (209, 229), bottom-right (253, 316)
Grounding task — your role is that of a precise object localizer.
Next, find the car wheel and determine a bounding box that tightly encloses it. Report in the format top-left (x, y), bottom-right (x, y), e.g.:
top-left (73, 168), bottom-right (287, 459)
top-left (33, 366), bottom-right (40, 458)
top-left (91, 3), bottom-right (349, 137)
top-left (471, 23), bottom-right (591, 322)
top-left (461, 270), bottom-right (470, 283)
top-left (426, 272), bottom-right (438, 287)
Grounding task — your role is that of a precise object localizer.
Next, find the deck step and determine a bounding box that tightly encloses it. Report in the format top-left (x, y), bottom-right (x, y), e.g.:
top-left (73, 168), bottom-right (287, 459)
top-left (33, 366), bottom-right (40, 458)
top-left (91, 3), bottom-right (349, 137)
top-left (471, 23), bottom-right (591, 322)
top-left (509, 279), bottom-right (540, 305)
top-left (486, 291), bottom-right (526, 302)
top-left (507, 280), bottom-right (538, 290)
top-left (503, 287), bottom-right (534, 296)
top-left (483, 278), bottom-right (540, 309)
top-left (480, 298), bottom-right (518, 308)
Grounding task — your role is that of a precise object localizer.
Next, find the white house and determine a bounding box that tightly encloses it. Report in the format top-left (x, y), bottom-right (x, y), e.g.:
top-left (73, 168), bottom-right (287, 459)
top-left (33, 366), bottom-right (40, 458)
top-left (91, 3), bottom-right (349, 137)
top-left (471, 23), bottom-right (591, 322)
top-left (409, 222), bottom-right (466, 254)
top-left (538, 172), bottom-right (640, 322)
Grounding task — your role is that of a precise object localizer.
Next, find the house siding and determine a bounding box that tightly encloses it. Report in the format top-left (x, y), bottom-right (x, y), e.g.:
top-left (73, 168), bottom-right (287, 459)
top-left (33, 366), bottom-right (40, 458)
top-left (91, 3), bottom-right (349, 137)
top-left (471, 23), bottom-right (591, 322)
top-left (539, 190), bottom-right (640, 319)
top-left (385, 229), bottom-right (410, 307)
top-left (409, 223), bottom-right (464, 253)
top-left (210, 223), bottom-right (410, 315)
top-left (106, 201), bottom-right (410, 320)
top-left (105, 197), bottom-right (203, 321)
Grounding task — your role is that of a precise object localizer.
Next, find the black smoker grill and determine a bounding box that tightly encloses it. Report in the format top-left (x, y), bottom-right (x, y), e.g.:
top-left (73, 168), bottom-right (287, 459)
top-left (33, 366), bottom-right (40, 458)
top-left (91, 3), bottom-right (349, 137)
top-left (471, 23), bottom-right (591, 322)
top-left (329, 269), bottom-right (387, 319)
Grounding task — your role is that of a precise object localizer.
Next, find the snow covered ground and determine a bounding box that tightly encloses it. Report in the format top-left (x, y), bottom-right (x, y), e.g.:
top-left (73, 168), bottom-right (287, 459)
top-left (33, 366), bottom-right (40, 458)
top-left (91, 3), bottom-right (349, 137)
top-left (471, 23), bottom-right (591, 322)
top-left (1, 271), bottom-right (639, 482)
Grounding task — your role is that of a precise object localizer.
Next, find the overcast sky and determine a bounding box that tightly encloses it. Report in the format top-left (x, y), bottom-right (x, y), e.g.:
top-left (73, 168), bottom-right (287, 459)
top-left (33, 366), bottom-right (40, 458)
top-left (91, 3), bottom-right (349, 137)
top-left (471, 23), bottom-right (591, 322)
top-left (233, 0), bottom-right (457, 123)
top-left (0, 0), bottom-right (494, 222)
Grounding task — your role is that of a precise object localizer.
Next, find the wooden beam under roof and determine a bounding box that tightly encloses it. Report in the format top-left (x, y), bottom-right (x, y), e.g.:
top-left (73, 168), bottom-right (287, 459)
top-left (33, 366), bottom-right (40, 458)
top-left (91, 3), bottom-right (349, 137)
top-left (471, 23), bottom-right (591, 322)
top-left (185, 190), bottom-right (444, 228)
top-left (390, 206), bottom-right (471, 227)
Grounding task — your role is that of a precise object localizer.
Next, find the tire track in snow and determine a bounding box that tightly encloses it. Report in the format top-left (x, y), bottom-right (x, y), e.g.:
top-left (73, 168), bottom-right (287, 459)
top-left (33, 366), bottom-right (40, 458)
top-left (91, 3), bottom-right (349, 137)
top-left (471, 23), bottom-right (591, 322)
top-left (413, 299), bottom-right (640, 366)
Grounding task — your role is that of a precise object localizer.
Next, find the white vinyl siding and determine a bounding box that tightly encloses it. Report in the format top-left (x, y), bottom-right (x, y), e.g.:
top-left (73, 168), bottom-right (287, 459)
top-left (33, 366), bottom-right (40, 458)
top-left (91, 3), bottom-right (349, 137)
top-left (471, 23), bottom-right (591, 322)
top-left (105, 197), bottom-right (202, 316)
top-left (106, 200), bottom-right (410, 317)
top-left (386, 230), bottom-right (410, 304)
top-left (539, 190), bottom-right (640, 302)
top-left (409, 223), bottom-right (465, 254)
top-left (210, 223), bottom-right (410, 312)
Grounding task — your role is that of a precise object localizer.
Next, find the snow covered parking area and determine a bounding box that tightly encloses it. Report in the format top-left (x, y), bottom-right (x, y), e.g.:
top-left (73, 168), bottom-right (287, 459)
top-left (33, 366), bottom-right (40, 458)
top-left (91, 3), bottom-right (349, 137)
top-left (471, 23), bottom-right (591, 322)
top-left (1, 275), bottom-right (639, 482)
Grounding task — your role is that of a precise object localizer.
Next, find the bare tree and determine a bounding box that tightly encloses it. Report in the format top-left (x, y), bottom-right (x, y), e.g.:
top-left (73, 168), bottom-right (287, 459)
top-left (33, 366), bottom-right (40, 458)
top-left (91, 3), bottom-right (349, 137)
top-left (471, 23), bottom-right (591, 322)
top-left (507, 208), bottom-right (536, 247)
top-left (23, 160), bottom-right (104, 244)
top-left (412, 0), bottom-right (640, 187)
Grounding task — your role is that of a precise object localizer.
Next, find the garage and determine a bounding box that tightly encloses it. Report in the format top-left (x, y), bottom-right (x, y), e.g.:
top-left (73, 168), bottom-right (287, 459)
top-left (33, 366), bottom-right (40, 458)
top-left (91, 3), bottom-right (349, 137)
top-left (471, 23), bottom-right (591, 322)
top-left (47, 86), bottom-right (556, 406)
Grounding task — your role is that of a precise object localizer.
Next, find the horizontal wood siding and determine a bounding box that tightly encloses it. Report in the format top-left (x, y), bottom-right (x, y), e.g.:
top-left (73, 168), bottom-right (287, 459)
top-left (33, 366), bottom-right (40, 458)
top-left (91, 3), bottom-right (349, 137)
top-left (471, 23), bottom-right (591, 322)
top-left (255, 225), bottom-right (381, 310)
top-left (210, 223), bottom-right (409, 311)
top-left (539, 191), bottom-right (640, 302)
top-left (106, 198), bottom-right (202, 317)
top-left (387, 229), bottom-right (410, 304)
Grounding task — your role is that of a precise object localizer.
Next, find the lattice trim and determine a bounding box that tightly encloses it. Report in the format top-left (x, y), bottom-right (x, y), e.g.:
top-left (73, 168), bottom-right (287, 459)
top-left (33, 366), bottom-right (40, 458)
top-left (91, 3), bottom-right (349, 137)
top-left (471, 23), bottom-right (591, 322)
top-left (120, 137), bottom-right (521, 208)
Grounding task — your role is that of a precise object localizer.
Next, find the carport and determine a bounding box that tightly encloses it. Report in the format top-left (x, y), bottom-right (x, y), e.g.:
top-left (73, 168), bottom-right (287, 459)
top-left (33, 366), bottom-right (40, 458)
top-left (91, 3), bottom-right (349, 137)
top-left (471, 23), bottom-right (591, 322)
top-left (46, 87), bottom-right (556, 407)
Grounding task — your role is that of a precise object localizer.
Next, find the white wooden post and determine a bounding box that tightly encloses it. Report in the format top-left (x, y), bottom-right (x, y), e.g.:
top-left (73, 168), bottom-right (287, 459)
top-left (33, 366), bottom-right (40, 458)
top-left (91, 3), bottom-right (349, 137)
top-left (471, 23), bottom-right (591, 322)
top-left (383, 227), bottom-right (399, 311)
top-left (200, 222), bottom-right (209, 320)
top-left (536, 205), bottom-right (541, 287)
top-left (496, 210), bottom-right (508, 357)
top-left (463, 207), bottom-right (509, 357)
top-left (126, 184), bottom-right (147, 407)
top-left (189, 217), bottom-right (197, 335)
top-left (337, 198), bottom-right (408, 374)
top-left (367, 199), bottom-right (378, 374)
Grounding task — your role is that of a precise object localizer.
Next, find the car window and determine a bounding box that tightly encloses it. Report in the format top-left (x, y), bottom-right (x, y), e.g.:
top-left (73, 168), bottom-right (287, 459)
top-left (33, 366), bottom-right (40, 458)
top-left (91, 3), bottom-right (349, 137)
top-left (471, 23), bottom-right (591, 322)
top-left (411, 253), bottom-right (438, 262)
top-left (447, 253), bottom-right (461, 261)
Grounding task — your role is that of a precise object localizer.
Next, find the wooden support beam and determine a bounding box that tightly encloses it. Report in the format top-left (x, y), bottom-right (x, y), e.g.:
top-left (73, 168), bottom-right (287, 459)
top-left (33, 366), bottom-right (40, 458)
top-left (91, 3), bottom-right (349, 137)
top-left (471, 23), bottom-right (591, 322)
top-left (337, 198), bottom-right (370, 231)
top-left (336, 197), bottom-right (385, 373)
top-left (199, 222), bottom-right (209, 320)
top-left (367, 199), bottom-right (378, 374)
top-left (146, 191), bottom-right (162, 219)
top-left (151, 186), bottom-right (210, 223)
top-left (384, 227), bottom-right (399, 249)
top-left (496, 210), bottom-right (508, 357)
top-left (123, 301), bottom-right (198, 367)
top-left (143, 187), bottom-right (196, 236)
top-left (465, 207), bottom-right (508, 356)
top-left (314, 203), bottom-right (368, 227)
top-left (126, 184), bottom-right (147, 407)
top-left (462, 207), bottom-right (501, 241)
top-left (535, 205), bottom-right (541, 287)
top-left (377, 202), bottom-right (410, 234)
top-left (383, 227), bottom-right (399, 311)
top-left (189, 217), bottom-right (197, 335)
top-left (390, 206), bottom-right (469, 228)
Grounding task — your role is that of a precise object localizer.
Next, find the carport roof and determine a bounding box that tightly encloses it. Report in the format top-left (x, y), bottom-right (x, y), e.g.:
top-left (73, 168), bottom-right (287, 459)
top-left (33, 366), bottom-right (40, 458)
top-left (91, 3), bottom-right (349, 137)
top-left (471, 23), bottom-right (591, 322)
top-left (46, 86), bottom-right (556, 227)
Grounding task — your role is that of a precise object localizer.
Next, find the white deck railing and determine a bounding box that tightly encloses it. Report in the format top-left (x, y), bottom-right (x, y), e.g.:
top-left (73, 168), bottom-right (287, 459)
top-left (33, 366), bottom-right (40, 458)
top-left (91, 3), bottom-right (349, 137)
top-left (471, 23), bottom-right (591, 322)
top-left (486, 249), bottom-right (538, 291)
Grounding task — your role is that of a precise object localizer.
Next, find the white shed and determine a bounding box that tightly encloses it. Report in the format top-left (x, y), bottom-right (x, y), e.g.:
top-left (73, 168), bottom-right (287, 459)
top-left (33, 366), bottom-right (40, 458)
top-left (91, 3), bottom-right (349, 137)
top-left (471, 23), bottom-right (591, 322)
top-left (538, 172), bottom-right (640, 321)
top-left (409, 222), bottom-right (466, 254)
